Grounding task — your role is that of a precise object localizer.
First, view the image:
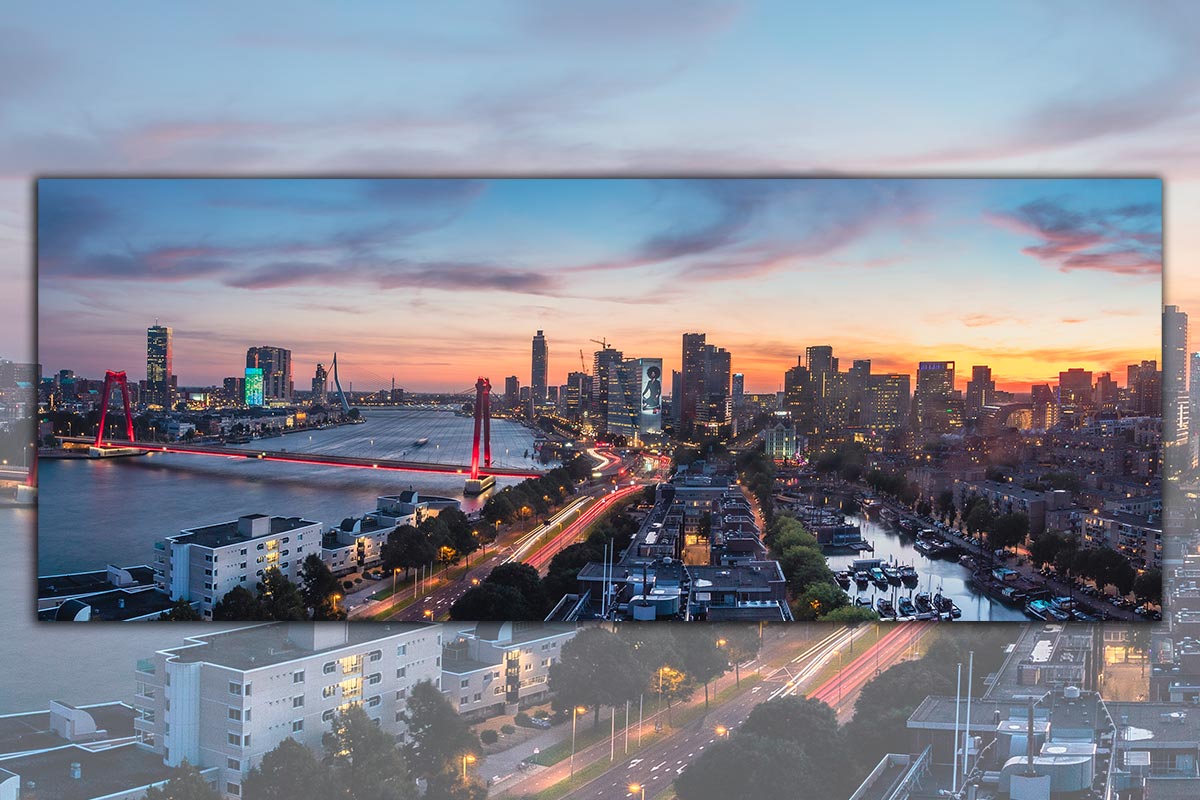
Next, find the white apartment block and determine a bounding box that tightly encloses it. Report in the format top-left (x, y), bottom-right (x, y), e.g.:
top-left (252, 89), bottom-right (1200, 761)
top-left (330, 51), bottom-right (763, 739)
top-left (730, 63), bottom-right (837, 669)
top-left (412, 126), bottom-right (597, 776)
top-left (320, 494), bottom-right (431, 576)
top-left (133, 622), bottom-right (442, 800)
top-left (441, 622), bottom-right (577, 720)
top-left (154, 514), bottom-right (322, 619)
top-left (1081, 509), bottom-right (1164, 570)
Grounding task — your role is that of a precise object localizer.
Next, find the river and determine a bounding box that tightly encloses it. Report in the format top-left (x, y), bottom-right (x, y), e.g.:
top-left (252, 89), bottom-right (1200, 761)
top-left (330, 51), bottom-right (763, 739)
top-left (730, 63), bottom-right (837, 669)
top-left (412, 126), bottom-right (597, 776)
top-left (37, 408), bottom-right (547, 574)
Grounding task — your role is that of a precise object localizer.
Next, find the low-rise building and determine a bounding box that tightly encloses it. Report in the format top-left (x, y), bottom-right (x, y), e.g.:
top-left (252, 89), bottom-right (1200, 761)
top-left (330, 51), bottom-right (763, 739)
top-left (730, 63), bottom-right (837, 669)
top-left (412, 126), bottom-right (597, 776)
top-left (440, 622), bottom-right (576, 720)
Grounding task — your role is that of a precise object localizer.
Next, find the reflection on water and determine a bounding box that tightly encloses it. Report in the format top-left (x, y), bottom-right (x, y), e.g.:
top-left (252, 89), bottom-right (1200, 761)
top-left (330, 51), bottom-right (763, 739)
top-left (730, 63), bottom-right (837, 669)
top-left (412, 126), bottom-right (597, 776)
top-left (38, 409), bottom-right (545, 574)
top-left (824, 513), bottom-right (1027, 622)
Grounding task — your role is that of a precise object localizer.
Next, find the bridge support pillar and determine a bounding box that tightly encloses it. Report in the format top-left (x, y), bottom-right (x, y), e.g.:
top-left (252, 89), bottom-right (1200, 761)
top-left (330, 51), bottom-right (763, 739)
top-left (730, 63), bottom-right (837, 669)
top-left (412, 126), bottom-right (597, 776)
top-left (95, 370), bottom-right (135, 447)
top-left (465, 377), bottom-right (495, 495)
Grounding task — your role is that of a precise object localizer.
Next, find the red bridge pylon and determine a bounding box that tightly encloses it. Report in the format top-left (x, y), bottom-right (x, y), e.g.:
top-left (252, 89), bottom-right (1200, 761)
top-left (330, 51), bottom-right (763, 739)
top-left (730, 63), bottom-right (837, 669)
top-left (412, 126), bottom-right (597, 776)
top-left (469, 377), bottom-right (492, 480)
top-left (95, 370), bottom-right (135, 447)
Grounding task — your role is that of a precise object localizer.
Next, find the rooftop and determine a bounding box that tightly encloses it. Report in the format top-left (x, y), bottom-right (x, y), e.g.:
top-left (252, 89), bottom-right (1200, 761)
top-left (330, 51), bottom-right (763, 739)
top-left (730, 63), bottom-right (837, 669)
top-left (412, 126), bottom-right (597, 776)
top-left (161, 622), bottom-right (432, 671)
top-left (36, 566), bottom-right (155, 599)
top-left (169, 515), bottom-right (320, 549)
top-left (0, 743), bottom-right (180, 800)
top-left (0, 703), bottom-right (135, 757)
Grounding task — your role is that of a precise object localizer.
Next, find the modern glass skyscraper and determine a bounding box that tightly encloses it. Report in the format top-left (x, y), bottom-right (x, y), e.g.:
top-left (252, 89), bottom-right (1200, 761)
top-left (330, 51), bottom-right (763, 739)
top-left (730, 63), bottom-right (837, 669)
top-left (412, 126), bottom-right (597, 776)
top-left (246, 346), bottom-right (293, 402)
top-left (1164, 305), bottom-right (1189, 446)
top-left (965, 365), bottom-right (994, 421)
top-left (146, 324), bottom-right (173, 410)
top-left (531, 330), bottom-right (548, 404)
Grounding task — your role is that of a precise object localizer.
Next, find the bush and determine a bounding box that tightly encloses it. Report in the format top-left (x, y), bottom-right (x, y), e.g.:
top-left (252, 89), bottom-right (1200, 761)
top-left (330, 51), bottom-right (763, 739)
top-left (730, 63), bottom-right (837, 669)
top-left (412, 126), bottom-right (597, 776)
top-left (501, 724), bottom-right (516, 735)
top-left (515, 711), bottom-right (532, 727)
top-left (480, 729), bottom-right (499, 745)
top-left (533, 709), bottom-right (550, 719)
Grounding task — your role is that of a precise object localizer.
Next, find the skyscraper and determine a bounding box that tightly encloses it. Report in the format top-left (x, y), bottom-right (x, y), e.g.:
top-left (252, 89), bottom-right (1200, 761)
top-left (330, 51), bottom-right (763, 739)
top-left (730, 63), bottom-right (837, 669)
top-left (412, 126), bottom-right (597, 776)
top-left (311, 363), bottom-right (328, 405)
top-left (592, 346), bottom-right (624, 434)
top-left (246, 346), bottom-right (293, 402)
top-left (1191, 352), bottom-right (1200, 434)
top-left (913, 361), bottom-right (956, 437)
top-left (864, 373), bottom-right (910, 431)
top-left (146, 324), bottom-right (174, 410)
top-left (680, 333), bottom-right (707, 430)
top-left (531, 330), bottom-right (548, 405)
top-left (1058, 368), bottom-right (1094, 410)
top-left (505, 376), bottom-right (520, 409)
top-left (1128, 360), bottom-right (1161, 417)
top-left (1164, 306), bottom-right (1189, 446)
top-left (696, 344), bottom-right (732, 431)
top-left (964, 365), bottom-right (994, 421)
top-left (731, 373), bottom-right (745, 412)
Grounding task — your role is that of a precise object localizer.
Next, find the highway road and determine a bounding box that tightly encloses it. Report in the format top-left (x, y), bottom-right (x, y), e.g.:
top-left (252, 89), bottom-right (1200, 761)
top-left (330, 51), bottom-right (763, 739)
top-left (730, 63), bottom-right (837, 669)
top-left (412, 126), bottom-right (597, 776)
top-left (507, 622), bottom-right (935, 800)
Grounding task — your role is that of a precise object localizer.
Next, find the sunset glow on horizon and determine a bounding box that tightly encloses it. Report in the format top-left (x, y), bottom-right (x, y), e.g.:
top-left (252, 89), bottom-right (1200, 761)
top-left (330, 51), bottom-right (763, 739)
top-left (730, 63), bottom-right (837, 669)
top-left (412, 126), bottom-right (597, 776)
top-left (37, 178), bottom-right (1160, 395)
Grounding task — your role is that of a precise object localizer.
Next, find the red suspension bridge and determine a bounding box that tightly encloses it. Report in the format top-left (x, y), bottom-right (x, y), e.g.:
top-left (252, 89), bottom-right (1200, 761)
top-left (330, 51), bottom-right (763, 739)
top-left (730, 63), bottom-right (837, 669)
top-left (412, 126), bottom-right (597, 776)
top-left (59, 371), bottom-right (546, 489)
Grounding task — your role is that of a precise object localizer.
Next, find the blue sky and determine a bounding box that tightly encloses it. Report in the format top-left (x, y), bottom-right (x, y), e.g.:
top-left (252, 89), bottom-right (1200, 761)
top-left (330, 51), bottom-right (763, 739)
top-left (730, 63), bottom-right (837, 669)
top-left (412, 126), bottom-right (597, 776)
top-left (2, 1), bottom-right (1197, 383)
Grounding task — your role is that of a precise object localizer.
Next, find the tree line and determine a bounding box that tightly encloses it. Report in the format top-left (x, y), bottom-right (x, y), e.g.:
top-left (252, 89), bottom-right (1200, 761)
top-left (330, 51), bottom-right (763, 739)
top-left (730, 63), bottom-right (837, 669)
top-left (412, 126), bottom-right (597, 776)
top-left (478, 455), bottom-right (592, 527)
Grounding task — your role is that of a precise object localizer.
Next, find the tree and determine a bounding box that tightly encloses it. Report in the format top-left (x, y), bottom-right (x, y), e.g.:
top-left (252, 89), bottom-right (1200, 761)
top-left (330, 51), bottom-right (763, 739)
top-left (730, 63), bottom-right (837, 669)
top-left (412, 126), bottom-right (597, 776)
top-left (257, 568), bottom-right (309, 621)
top-left (143, 761), bottom-right (222, 800)
top-left (934, 489), bottom-right (956, 522)
top-left (400, 680), bottom-right (480, 798)
top-left (779, 545), bottom-right (833, 595)
top-left (740, 696), bottom-right (841, 789)
top-left (448, 582), bottom-right (533, 621)
top-left (792, 582), bottom-right (849, 621)
top-left (675, 736), bottom-right (812, 800)
top-left (822, 605), bottom-right (879, 624)
top-left (322, 703), bottom-right (417, 800)
top-left (483, 563), bottom-right (547, 617)
top-left (1028, 531), bottom-right (1069, 568)
top-left (243, 738), bottom-right (331, 800)
top-left (212, 585), bottom-right (263, 621)
top-left (551, 627), bottom-right (649, 729)
top-left (159, 599), bottom-right (202, 621)
top-left (989, 512), bottom-right (1029, 551)
top-left (965, 502), bottom-right (995, 536)
top-left (381, 525), bottom-right (438, 580)
top-left (673, 628), bottom-right (729, 708)
top-left (300, 553), bottom-right (344, 620)
top-left (716, 624), bottom-right (762, 686)
top-left (438, 507), bottom-right (480, 563)
top-left (1134, 568), bottom-right (1162, 605)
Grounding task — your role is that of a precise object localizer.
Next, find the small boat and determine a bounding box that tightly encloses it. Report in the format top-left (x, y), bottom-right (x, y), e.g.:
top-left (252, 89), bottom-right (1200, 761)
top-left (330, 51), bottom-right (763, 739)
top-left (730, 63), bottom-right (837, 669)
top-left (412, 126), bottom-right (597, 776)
top-left (914, 592), bottom-right (933, 613)
top-left (897, 596), bottom-right (918, 617)
top-left (835, 571), bottom-right (852, 589)
top-left (876, 598), bottom-right (896, 618)
top-left (882, 564), bottom-right (902, 584)
top-left (880, 508), bottom-right (898, 524)
top-left (898, 518), bottom-right (917, 533)
top-left (413, 437), bottom-right (430, 447)
top-left (870, 568), bottom-right (889, 589)
top-left (913, 538), bottom-right (939, 557)
top-left (854, 571), bottom-right (870, 588)
top-left (932, 592), bottom-right (961, 619)
top-left (898, 565), bottom-right (919, 584)
top-left (855, 595), bottom-right (873, 608)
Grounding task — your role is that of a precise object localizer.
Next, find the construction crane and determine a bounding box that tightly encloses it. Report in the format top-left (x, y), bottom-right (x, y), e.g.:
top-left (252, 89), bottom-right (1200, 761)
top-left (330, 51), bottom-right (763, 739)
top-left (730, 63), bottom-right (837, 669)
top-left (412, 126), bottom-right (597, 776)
top-left (579, 349), bottom-right (587, 371)
top-left (589, 337), bottom-right (610, 350)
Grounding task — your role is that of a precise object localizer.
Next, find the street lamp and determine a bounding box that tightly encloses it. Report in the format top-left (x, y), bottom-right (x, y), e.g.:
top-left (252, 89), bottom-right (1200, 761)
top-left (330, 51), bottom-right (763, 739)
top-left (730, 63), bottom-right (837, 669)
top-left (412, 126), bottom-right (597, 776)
top-left (629, 783), bottom-right (645, 800)
top-left (393, 567), bottom-right (401, 598)
top-left (715, 724), bottom-right (728, 739)
top-left (461, 753), bottom-right (476, 780)
top-left (570, 705), bottom-right (587, 776)
top-left (423, 608), bottom-right (434, 621)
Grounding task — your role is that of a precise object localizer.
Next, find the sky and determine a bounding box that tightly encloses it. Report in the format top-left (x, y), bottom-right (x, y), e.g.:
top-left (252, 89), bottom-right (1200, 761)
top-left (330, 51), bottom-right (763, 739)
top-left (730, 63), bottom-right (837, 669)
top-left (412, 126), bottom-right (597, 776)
top-left (1, 0), bottom-right (1198, 375)
top-left (37, 177), bottom-right (1161, 393)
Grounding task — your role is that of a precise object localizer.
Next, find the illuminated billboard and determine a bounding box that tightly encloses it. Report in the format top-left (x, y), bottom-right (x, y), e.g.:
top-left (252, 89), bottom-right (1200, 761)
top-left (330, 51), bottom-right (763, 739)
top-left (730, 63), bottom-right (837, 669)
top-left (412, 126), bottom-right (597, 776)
top-left (245, 367), bottom-right (264, 407)
top-left (639, 358), bottom-right (662, 434)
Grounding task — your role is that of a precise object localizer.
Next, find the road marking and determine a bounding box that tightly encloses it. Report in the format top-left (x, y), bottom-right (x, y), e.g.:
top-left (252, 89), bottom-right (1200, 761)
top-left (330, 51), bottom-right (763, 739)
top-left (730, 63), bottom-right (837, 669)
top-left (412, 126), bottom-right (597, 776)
top-left (650, 761), bottom-right (666, 772)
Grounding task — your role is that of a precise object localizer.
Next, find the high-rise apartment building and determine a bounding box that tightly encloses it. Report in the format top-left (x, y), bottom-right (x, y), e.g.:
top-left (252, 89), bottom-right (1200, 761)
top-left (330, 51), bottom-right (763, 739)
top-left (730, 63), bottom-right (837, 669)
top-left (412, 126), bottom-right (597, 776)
top-left (531, 330), bottom-right (548, 405)
top-left (964, 365), bottom-right (994, 421)
top-left (1128, 360), bottom-right (1162, 417)
top-left (146, 324), bottom-right (175, 410)
top-left (731, 373), bottom-right (745, 413)
top-left (695, 344), bottom-right (732, 431)
top-left (246, 346), bottom-right (293, 402)
top-left (913, 361), bottom-right (957, 437)
top-left (864, 373), bottom-right (911, 431)
top-left (1164, 306), bottom-right (1189, 446)
top-left (1058, 368), bottom-right (1094, 410)
top-left (680, 333), bottom-right (707, 430)
top-left (563, 371), bottom-right (588, 419)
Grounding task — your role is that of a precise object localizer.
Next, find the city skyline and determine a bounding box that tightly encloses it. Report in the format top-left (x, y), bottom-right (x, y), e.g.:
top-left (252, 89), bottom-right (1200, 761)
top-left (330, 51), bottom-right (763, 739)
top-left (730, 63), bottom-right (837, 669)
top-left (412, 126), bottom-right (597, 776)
top-left (38, 178), bottom-right (1160, 394)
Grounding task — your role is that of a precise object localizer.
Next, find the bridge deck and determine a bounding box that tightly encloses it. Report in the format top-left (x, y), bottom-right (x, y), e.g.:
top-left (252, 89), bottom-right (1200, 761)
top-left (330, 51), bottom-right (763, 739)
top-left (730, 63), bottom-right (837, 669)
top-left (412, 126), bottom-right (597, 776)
top-left (58, 438), bottom-right (545, 479)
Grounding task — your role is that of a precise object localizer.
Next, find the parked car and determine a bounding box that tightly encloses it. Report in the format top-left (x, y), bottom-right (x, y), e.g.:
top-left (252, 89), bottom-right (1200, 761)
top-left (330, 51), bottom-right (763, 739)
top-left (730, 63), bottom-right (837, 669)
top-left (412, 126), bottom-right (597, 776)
top-left (529, 717), bottom-right (552, 729)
